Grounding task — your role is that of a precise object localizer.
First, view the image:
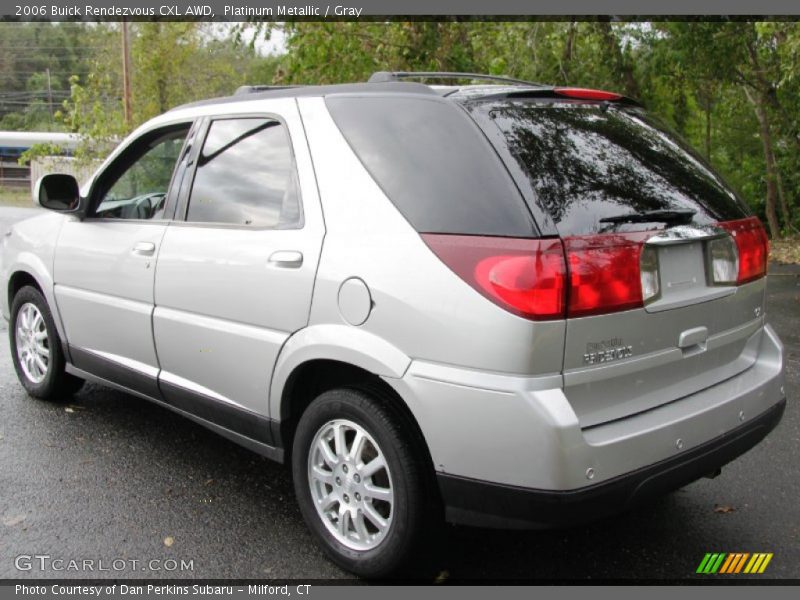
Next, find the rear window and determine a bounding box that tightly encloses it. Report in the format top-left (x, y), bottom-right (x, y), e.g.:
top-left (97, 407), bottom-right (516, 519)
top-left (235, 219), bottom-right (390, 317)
top-left (484, 101), bottom-right (749, 236)
top-left (187, 118), bottom-right (301, 228)
top-left (326, 95), bottom-right (537, 237)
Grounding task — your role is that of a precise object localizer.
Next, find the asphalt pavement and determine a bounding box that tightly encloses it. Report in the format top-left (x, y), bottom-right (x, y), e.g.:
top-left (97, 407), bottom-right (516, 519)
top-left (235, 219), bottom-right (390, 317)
top-left (0, 207), bottom-right (797, 581)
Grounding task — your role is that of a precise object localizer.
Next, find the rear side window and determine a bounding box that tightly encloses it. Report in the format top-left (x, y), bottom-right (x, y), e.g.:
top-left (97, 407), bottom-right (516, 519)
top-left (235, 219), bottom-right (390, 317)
top-left (186, 118), bottom-right (301, 228)
top-left (485, 102), bottom-right (749, 236)
top-left (326, 96), bottom-right (537, 237)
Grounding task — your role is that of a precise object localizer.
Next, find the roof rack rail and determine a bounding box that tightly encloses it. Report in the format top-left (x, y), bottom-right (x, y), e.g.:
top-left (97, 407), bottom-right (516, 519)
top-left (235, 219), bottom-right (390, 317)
top-left (367, 71), bottom-right (545, 87)
top-left (234, 85), bottom-right (304, 95)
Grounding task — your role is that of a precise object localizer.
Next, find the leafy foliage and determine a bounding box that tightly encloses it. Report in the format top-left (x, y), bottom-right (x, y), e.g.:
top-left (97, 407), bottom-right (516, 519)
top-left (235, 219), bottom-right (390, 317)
top-left (3, 20), bottom-right (800, 238)
top-left (274, 20), bottom-right (799, 237)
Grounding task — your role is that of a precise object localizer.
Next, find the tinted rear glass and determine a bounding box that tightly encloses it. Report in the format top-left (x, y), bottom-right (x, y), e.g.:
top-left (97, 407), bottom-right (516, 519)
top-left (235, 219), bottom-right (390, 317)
top-left (485, 102), bottom-right (748, 236)
top-left (326, 96), bottom-right (537, 237)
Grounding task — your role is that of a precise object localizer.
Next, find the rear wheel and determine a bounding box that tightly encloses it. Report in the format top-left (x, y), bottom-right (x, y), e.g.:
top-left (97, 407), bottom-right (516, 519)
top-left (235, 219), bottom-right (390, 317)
top-left (10, 286), bottom-right (84, 400)
top-left (292, 388), bottom-right (434, 578)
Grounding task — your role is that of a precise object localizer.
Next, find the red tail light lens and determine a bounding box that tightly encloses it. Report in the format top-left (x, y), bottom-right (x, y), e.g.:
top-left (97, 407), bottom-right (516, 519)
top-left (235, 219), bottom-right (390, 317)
top-left (564, 232), bottom-right (651, 318)
top-left (421, 234), bottom-right (567, 320)
top-left (424, 221), bottom-right (766, 322)
top-left (718, 217), bottom-right (768, 284)
top-left (553, 87), bottom-right (623, 101)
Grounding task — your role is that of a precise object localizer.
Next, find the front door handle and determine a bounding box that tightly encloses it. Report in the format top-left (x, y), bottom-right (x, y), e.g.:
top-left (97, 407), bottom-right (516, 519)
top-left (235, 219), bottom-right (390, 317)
top-left (268, 250), bottom-right (303, 269)
top-left (132, 242), bottom-right (156, 256)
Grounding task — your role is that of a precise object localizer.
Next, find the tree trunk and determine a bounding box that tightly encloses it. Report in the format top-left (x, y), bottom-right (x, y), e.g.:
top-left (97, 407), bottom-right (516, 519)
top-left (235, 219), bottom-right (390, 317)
top-left (598, 20), bottom-right (640, 99)
top-left (704, 98), bottom-right (712, 161)
top-left (775, 166), bottom-right (794, 234)
top-left (560, 21), bottom-right (576, 84)
top-left (744, 86), bottom-right (781, 239)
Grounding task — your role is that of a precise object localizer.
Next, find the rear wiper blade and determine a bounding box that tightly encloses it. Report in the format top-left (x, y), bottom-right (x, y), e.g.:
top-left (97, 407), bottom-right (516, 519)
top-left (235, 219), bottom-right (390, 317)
top-left (599, 209), bottom-right (696, 225)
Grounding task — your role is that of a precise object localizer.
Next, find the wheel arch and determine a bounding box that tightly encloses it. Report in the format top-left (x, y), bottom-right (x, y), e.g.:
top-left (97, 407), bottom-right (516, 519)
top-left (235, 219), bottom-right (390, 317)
top-left (8, 269), bottom-right (44, 306)
top-left (5, 258), bottom-right (67, 349)
top-left (269, 324), bottom-right (411, 420)
top-left (270, 325), bottom-right (435, 472)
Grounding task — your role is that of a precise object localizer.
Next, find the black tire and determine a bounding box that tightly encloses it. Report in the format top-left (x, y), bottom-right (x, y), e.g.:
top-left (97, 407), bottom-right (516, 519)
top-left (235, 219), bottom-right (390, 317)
top-left (292, 387), bottom-right (437, 578)
top-left (9, 285), bottom-right (84, 401)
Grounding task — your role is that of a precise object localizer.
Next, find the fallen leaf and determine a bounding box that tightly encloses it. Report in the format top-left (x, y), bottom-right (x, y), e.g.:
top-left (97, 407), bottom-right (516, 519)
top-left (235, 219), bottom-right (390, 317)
top-left (714, 504), bottom-right (736, 514)
top-left (434, 570), bottom-right (449, 584)
top-left (205, 479), bottom-right (214, 486)
top-left (163, 536), bottom-right (175, 547)
top-left (3, 514), bottom-right (26, 527)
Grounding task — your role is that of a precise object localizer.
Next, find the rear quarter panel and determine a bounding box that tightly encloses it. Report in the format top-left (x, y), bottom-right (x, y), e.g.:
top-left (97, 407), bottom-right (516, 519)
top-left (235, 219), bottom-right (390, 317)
top-left (296, 95), bottom-right (566, 377)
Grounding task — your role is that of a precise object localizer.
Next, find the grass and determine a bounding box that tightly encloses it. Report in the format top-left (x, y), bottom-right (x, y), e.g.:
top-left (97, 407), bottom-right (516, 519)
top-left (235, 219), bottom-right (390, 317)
top-left (0, 186), bottom-right (34, 208)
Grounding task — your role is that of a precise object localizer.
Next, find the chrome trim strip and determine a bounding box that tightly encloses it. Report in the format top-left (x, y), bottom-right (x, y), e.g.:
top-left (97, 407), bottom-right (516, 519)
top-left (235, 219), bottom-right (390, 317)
top-left (158, 370), bottom-right (247, 412)
top-left (645, 224), bottom-right (726, 246)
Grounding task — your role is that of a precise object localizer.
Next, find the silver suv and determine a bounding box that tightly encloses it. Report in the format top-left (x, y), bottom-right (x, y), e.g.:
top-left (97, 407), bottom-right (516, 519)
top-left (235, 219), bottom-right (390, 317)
top-left (2, 72), bottom-right (786, 577)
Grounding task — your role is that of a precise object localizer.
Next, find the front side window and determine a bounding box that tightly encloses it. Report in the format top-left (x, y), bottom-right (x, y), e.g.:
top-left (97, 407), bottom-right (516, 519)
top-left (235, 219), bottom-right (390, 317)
top-left (94, 126), bottom-right (189, 220)
top-left (185, 118), bottom-right (302, 228)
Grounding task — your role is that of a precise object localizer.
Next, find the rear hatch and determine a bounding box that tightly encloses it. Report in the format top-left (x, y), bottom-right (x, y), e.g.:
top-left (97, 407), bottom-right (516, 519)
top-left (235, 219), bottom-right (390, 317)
top-left (468, 96), bottom-right (769, 428)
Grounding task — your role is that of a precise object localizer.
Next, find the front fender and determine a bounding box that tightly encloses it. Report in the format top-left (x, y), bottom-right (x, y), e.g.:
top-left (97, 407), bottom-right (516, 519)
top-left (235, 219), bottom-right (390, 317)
top-left (269, 323), bottom-right (411, 420)
top-left (1, 213), bottom-right (66, 341)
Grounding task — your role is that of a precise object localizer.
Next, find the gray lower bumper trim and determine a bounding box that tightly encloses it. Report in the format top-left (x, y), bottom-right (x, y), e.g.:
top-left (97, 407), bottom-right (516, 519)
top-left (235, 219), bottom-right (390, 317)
top-left (438, 398), bottom-right (786, 530)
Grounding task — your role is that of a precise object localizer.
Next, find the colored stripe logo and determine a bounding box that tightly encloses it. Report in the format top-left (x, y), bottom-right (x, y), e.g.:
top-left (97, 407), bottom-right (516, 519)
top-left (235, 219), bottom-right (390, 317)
top-left (696, 553), bottom-right (773, 574)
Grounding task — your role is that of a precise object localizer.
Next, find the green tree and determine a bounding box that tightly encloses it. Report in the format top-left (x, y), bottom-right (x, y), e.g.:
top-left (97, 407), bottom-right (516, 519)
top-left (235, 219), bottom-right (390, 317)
top-left (50, 23), bottom-right (266, 158)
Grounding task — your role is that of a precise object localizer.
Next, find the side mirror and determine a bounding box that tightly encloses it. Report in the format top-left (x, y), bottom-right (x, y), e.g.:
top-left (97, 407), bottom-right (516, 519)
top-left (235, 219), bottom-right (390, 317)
top-left (34, 173), bottom-right (85, 216)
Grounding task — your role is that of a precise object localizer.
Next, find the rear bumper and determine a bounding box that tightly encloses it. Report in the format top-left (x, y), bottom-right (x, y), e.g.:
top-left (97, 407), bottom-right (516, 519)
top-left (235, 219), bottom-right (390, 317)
top-left (387, 323), bottom-right (786, 528)
top-left (438, 398), bottom-right (785, 529)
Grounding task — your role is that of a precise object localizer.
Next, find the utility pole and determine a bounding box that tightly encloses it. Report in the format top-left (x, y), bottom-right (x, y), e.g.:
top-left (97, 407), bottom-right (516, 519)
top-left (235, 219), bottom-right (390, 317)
top-left (121, 20), bottom-right (132, 128)
top-left (45, 67), bottom-right (53, 125)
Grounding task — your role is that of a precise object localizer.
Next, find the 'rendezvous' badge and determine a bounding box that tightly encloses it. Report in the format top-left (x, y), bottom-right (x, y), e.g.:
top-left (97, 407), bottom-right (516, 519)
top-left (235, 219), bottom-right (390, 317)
top-left (583, 338), bottom-right (633, 365)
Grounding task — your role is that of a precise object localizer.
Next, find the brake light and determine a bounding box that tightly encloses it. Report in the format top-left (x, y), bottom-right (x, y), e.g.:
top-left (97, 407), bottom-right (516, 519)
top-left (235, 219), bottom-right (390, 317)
top-left (564, 232), bottom-right (651, 318)
top-left (424, 221), bottom-right (766, 322)
top-left (718, 217), bottom-right (768, 284)
top-left (553, 87), bottom-right (622, 101)
top-left (421, 234), bottom-right (566, 320)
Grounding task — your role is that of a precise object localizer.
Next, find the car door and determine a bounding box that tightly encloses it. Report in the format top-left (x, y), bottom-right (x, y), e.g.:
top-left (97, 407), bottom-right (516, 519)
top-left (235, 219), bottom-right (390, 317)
top-left (54, 122), bottom-right (194, 397)
top-left (153, 102), bottom-right (324, 445)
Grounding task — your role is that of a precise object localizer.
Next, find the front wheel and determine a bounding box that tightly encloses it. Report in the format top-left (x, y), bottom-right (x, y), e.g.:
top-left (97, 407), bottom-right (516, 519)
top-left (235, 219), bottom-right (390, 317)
top-left (292, 388), bottom-right (435, 578)
top-left (10, 285), bottom-right (84, 400)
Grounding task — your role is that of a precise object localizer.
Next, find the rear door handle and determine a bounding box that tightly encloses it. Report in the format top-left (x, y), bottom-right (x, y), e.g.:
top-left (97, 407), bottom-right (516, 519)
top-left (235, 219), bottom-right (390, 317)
top-left (132, 242), bottom-right (156, 256)
top-left (268, 250), bottom-right (303, 269)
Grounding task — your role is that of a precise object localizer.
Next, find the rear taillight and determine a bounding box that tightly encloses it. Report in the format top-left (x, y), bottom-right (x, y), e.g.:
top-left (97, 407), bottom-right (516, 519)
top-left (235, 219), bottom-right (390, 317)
top-left (707, 235), bottom-right (739, 285)
top-left (639, 245), bottom-right (661, 303)
top-left (563, 232), bottom-right (652, 318)
top-left (421, 234), bottom-right (566, 320)
top-left (424, 220), bottom-right (767, 322)
top-left (718, 217), bottom-right (768, 284)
